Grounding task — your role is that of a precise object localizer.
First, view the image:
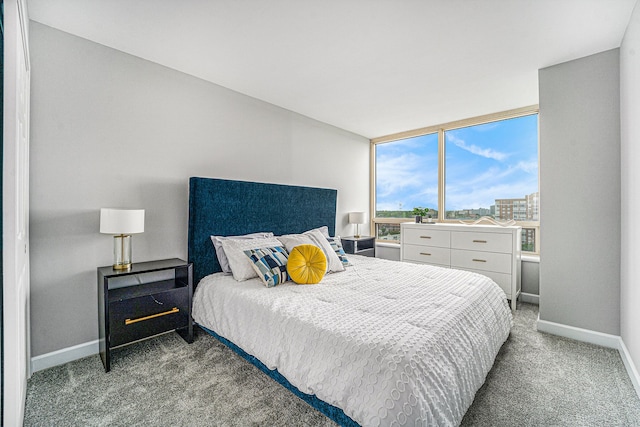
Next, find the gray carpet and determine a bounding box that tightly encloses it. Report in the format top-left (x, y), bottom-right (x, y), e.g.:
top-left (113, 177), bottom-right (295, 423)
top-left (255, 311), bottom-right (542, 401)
top-left (24, 303), bottom-right (640, 426)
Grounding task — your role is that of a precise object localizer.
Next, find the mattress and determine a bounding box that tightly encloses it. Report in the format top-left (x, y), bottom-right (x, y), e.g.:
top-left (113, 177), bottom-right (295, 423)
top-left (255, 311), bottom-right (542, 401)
top-left (192, 255), bottom-right (512, 426)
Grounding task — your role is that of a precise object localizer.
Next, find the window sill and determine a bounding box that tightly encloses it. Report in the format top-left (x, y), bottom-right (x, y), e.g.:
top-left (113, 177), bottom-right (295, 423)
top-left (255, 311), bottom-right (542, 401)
top-left (522, 254), bottom-right (540, 263)
top-left (375, 241), bottom-right (401, 248)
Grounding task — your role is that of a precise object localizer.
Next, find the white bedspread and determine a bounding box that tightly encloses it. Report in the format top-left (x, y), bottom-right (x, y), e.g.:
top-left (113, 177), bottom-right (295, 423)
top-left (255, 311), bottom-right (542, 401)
top-left (193, 255), bottom-right (512, 427)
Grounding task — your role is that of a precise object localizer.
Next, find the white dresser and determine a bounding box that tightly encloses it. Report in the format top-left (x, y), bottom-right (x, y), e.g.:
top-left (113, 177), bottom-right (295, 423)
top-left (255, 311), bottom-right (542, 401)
top-left (400, 222), bottom-right (522, 310)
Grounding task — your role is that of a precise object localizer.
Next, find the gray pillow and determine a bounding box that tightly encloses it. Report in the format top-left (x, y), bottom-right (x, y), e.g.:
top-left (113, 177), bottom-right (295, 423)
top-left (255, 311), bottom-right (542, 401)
top-left (211, 232), bottom-right (274, 273)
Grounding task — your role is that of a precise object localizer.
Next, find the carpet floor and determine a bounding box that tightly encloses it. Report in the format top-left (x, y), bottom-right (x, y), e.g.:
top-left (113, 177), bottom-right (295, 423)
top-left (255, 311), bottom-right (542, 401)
top-left (24, 303), bottom-right (640, 426)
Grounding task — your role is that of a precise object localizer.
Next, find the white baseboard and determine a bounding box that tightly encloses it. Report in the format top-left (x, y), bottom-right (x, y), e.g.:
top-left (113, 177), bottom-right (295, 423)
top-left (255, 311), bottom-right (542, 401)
top-left (31, 340), bottom-right (99, 373)
top-left (619, 339), bottom-right (640, 398)
top-left (519, 292), bottom-right (539, 305)
top-left (536, 315), bottom-right (640, 400)
top-left (536, 316), bottom-right (620, 348)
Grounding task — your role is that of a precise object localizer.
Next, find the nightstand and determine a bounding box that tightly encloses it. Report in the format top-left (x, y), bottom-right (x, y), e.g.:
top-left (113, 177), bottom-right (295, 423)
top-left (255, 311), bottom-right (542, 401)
top-left (341, 236), bottom-right (376, 257)
top-left (97, 258), bottom-right (193, 372)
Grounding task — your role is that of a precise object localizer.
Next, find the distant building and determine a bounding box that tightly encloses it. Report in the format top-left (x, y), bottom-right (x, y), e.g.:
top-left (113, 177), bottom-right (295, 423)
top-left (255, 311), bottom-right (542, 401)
top-left (526, 192), bottom-right (539, 221)
top-left (495, 192), bottom-right (539, 252)
top-left (494, 192), bottom-right (538, 221)
top-left (522, 227), bottom-right (536, 251)
top-left (377, 223), bottom-right (401, 241)
top-left (495, 198), bottom-right (527, 220)
top-left (446, 207), bottom-right (491, 219)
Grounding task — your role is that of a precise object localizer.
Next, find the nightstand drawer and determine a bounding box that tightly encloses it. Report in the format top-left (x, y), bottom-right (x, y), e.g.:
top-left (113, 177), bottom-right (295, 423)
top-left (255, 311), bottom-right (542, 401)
top-left (451, 231), bottom-right (512, 253)
top-left (403, 244), bottom-right (450, 266)
top-left (450, 249), bottom-right (511, 274)
top-left (109, 288), bottom-right (189, 347)
top-left (403, 227), bottom-right (450, 248)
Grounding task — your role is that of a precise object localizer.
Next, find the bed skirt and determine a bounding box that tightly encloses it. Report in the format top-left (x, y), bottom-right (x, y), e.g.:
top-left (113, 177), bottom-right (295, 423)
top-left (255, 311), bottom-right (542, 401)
top-left (198, 324), bottom-right (360, 427)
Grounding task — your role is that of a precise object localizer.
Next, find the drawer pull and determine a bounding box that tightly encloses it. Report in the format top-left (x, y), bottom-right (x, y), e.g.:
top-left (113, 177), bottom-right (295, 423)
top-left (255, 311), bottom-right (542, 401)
top-left (472, 259), bottom-right (487, 263)
top-left (125, 307), bottom-right (179, 325)
top-left (473, 240), bottom-right (487, 243)
top-left (420, 236), bottom-right (432, 239)
top-left (419, 252), bottom-right (432, 256)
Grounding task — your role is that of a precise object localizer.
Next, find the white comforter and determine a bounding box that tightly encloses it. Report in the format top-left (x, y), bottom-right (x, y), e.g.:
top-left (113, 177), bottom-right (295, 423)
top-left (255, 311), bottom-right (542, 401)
top-left (193, 255), bottom-right (512, 427)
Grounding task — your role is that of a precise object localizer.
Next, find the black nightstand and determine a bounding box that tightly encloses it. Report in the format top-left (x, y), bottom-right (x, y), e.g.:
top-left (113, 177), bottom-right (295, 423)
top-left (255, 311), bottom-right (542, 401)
top-left (341, 236), bottom-right (376, 257)
top-left (97, 258), bottom-right (193, 372)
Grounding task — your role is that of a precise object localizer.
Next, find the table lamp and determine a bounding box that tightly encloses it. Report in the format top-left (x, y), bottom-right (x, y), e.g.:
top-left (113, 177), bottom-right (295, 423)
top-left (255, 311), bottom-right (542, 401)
top-left (348, 212), bottom-right (365, 239)
top-left (100, 208), bottom-right (145, 270)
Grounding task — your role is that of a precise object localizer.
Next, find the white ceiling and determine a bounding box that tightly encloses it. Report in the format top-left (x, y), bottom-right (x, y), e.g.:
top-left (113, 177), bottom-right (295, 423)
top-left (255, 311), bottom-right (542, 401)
top-left (28, 0), bottom-right (637, 139)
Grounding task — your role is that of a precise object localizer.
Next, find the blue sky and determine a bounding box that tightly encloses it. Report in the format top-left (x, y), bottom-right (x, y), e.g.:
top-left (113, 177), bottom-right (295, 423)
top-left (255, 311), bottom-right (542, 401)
top-left (376, 114), bottom-right (538, 212)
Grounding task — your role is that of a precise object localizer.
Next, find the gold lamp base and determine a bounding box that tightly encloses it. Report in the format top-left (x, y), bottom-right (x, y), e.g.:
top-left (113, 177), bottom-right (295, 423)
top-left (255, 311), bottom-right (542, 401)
top-left (113, 234), bottom-right (133, 270)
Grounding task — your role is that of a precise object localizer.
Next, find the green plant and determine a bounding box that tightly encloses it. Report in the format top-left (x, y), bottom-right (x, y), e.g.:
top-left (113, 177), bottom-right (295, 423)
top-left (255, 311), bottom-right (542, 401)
top-left (412, 207), bottom-right (430, 216)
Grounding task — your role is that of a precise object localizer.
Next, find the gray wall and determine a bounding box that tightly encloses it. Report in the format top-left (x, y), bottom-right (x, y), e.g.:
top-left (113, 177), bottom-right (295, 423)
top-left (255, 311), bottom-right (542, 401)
top-left (521, 260), bottom-right (539, 295)
top-left (620, 1), bottom-right (640, 377)
top-left (539, 49), bottom-right (621, 335)
top-left (29, 22), bottom-right (370, 357)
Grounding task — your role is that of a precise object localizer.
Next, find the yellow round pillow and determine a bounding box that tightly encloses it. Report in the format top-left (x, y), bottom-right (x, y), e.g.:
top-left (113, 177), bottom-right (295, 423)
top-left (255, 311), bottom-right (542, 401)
top-left (287, 244), bottom-right (327, 284)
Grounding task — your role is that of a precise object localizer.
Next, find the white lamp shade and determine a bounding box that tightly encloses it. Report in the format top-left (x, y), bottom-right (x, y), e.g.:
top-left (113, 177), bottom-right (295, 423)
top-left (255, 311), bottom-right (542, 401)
top-left (348, 212), bottom-right (366, 224)
top-left (100, 209), bottom-right (145, 234)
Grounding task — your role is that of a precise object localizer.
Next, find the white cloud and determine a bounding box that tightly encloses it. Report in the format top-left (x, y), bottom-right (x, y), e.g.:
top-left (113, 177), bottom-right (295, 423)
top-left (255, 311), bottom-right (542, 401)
top-left (446, 174), bottom-right (538, 210)
top-left (375, 134), bottom-right (538, 212)
top-left (448, 134), bottom-right (509, 161)
top-left (376, 151), bottom-right (438, 210)
top-left (376, 153), bottom-right (421, 195)
top-left (514, 160), bottom-right (538, 174)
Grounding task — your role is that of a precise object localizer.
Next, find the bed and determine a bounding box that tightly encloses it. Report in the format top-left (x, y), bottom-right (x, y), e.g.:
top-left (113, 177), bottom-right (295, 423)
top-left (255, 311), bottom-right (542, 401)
top-left (188, 177), bottom-right (512, 427)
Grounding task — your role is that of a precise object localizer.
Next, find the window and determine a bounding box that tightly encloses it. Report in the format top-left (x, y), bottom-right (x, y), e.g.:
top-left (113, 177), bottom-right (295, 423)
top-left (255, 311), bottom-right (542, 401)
top-left (445, 114), bottom-right (539, 221)
top-left (372, 107), bottom-right (539, 253)
top-left (375, 133), bottom-right (439, 242)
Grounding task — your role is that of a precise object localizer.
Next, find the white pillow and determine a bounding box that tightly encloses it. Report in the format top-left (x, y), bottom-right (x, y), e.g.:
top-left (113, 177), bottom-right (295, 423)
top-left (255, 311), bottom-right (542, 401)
top-left (304, 226), bottom-right (331, 239)
top-left (211, 232), bottom-right (274, 273)
top-left (221, 237), bottom-right (284, 281)
top-left (277, 234), bottom-right (316, 253)
top-left (304, 229), bottom-right (345, 273)
top-left (278, 232), bottom-right (344, 273)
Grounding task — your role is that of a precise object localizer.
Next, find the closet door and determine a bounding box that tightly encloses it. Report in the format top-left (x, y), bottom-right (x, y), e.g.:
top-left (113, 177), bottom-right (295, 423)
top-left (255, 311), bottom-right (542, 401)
top-left (3, 0), bottom-right (31, 425)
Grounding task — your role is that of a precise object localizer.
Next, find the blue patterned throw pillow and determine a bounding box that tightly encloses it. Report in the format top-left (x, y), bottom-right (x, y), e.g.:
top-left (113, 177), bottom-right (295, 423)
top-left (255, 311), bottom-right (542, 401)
top-left (327, 237), bottom-right (352, 267)
top-left (243, 246), bottom-right (289, 287)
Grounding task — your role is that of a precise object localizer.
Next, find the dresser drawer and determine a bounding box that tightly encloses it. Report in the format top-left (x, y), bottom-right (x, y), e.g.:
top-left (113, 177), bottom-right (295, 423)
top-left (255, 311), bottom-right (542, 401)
top-left (403, 227), bottom-right (450, 248)
top-left (451, 231), bottom-right (512, 253)
top-left (109, 288), bottom-right (189, 347)
top-left (403, 244), bottom-right (450, 266)
top-left (451, 249), bottom-right (511, 274)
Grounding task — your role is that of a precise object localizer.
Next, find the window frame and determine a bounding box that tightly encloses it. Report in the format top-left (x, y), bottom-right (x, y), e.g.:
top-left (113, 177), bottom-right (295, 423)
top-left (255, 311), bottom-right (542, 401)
top-left (370, 105), bottom-right (540, 254)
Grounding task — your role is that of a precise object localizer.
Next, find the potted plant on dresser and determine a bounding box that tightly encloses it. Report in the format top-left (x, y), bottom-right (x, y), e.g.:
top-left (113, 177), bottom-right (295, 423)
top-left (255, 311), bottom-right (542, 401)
top-left (412, 207), bottom-right (430, 223)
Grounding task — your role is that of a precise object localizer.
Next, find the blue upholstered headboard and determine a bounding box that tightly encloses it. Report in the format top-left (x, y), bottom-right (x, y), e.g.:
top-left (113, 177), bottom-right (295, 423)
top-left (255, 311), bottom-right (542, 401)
top-left (188, 177), bottom-right (337, 285)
